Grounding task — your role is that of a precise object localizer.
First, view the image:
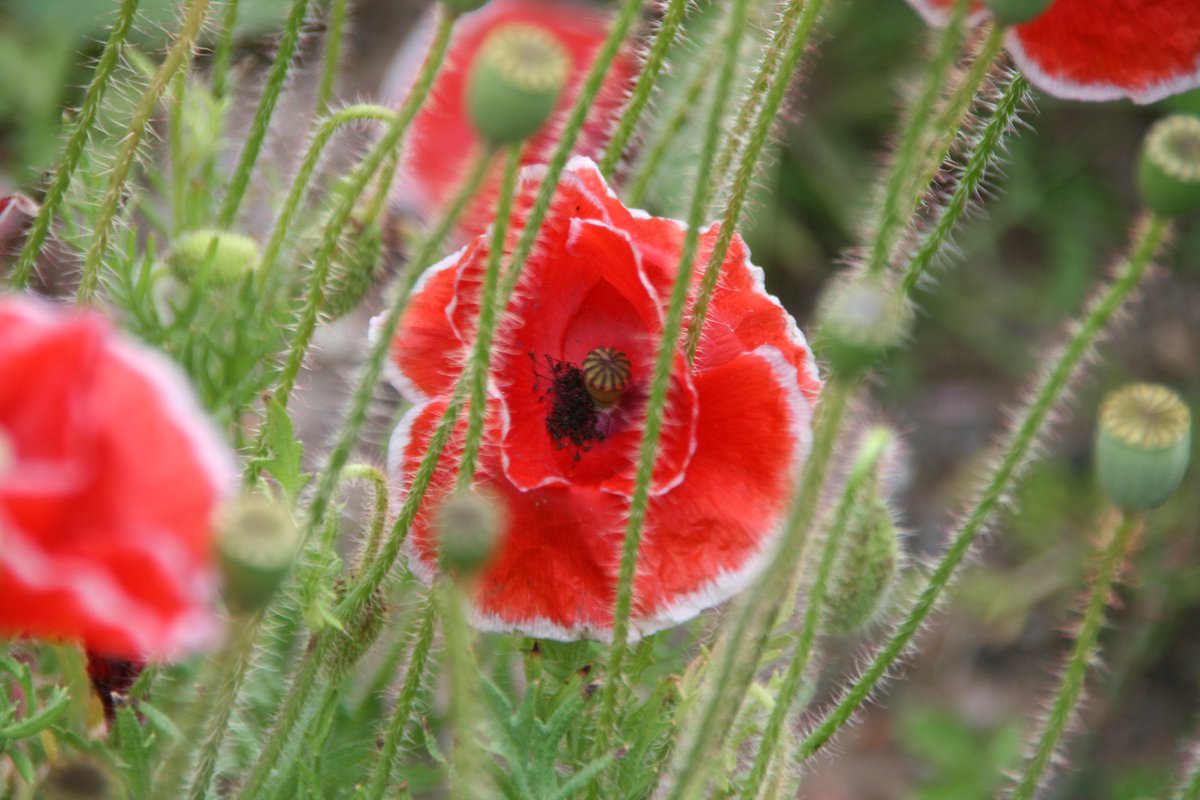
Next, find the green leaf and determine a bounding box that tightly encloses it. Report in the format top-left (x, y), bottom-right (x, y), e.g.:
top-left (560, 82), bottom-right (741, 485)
top-left (0, 686), bottom-right (70, 740)
top-left (259, 398), bottom-right (310, 500)
top-left (9, 747), bottom-right (35, 784)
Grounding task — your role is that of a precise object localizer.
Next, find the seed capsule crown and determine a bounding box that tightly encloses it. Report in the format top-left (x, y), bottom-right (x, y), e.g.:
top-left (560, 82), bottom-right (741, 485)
top-left (582, 346), bottom-right (632, 406)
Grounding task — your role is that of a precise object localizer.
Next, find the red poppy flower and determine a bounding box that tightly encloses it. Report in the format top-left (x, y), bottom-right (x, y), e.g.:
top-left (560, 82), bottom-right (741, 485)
top-left (906, 0), bottom-right (1200, 104)
top-left (0, 297), bottom-right (234, 659)
top-left (384, 0), bottom-right (638, 241)
top-left (380, 158), bottom-right (821, 640)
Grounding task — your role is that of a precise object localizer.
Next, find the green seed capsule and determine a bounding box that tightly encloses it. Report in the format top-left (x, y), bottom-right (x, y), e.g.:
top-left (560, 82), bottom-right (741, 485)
top-left (982, 0), bottom-right (1052, 25)
top-left (437, 489), bottom-right (504, 577)
top-left (1095, 383), bottom-right (1191, 512)
top-left (816, 272), bottom-right (911, 379)
top-left (825, 492), bottom-right (900, 635)
top-left (216, 495), bottom-right (300, 613)
top-left (168, 228), bottom-right (260, 286)
top-left (467, 23), bottom-right (569, 146)
top-left (582, 346), bottom-right (632, 406)
top-left (1138, 115), bottom-right (1200, 218)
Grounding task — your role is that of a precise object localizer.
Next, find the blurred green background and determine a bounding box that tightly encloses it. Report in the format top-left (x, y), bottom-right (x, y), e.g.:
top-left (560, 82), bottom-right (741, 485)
top-left (1, 0), bottom-right (1197, 797)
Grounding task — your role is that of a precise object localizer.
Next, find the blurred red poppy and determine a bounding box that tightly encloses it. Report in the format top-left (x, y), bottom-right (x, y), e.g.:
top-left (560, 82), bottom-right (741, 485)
top-left (380, 158), bottom-right (821, 640)
top-left (907, 0), bottom-right (1200, 104)
top-left (385, 0), bottom-right (638, 240)
top-left (0, 297), bottom-right (234, 659)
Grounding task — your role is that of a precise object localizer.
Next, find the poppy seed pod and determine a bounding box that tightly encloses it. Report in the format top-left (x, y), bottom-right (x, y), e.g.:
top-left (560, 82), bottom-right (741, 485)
top-left (1095, 383), bottom-right (1191, 512)
top-left (982, 0), bottom-right (1051, 25)
top-left (817, 273), bottom-right (911, 380)
top-left (168, 228), bottom-right (260, 286)
top-left (437, 490), bottom-right (504, 577)
top-left (1139, 115), bottom-right (1200, 218)
top-left (467, 23), bottom-right (569, 146)
top-left (440, 0), bottom-right (490, 13)
top-left (216, 495), bottom-right (300, 613)
top-left (825, 491), bottom-right (900, 635)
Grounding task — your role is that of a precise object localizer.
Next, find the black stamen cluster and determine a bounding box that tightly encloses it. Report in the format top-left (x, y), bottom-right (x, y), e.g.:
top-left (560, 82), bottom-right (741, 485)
top-left (530, 353), bottom-right (606, 459)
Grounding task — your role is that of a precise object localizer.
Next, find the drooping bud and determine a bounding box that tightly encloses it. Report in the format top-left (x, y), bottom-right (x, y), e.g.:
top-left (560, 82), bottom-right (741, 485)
top-left (582, 346), bottom-right (632, 407)
top-left (321, 583), bottom-right (387, 678)
top-left (816, 272), bottom-right (911, 379)
top-left (467, 23), bottom-right (569, 146)
top-left (982, 0), bottom-right (1052, 25)
top-left (440, 0), bottom-right (489, 13)
top-left (324, 215), bottom-right (384, 319)
top-left (1138, 115), bottom-right (1200, 217)
top-left (824, 490), bottom-right (900, 635)
top-left (35, 759), bottom-right (115, 800)
top-left (168, 228), bottom-right (260, 286)
top-left (215, 495), bottom-right (300, 613)
top-left (437, 489), bottom-right (504, 577)
top-left (1095, 383), bottom-right (1191, 512)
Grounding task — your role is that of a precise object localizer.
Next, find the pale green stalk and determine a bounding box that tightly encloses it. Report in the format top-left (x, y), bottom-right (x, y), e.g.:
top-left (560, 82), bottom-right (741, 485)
top-left (343, 463), bottom-right (390, 571)
top-left (9, 0), bottom-right (141, 290)
top-left (683, 0), bottom-right (826, 362)
top-left (796, 214), bottom-right (1172, 763)
top-left (314, 0), bottom-right (350, 116)
top-left (217, 0), bottom-right (312, 226)
top-left (598, 0), bottom-right (689, 177)
top-left (1007, 512), bottom-right (1142, 799)
top-left (76, 0), bottom-right (211, 303)
top-left (170, 70), bottom-right (188, 232)
top-left (211, 0), bottom-right (240, 99)
top-left (740, 428), bottom-right (892, 797)
top-left (437, 581), bottom-right (487, 799)
top-left (592, 0), bottom-right (753, 783)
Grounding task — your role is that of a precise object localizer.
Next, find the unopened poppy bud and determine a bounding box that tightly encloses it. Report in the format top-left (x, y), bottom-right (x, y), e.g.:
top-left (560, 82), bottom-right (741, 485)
top-left (825, 491), bottom-right (899, 635)
top-left (467, 23), bottom-right (569, 146)
top-left (1095, 383), bottom-right (1191, 512)
top-left (440, 0), bottom-right (489, 13)
top-left (216, 495), bottom-right (300, 612)
top-left (168, 228), bottom-right (260, 286)
top-left (324, 215), bottom-right (384, 319)
top-left (35, 759), bottom-right (114, 800)
top-left (437, 489), bottom-right (504, 577)
top-left (322, 584), bottom-right (387, 678)
top-left (817, 273), bottom-right (911, 379)
top-left (982, 0), bottom-right (1052, 25)
top-left (1139, 115), bottom-right (1200, 218)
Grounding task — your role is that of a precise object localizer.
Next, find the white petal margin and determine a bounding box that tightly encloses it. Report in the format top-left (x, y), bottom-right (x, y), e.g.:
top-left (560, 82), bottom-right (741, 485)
top-left (386, 398), bottom-right (440, 586)
top-left (904, 0), bottom-right (990, 28)
top-left (1006, 28), bottom-right (1200, 105)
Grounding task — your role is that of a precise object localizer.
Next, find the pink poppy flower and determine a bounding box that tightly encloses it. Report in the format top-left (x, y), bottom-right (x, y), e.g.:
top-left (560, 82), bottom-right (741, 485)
top-left (906, 0), bottom-right (1200, 104)
top-left (384, 0), bottom-right (638, 240)
top-left (380, 158), bottom-right (821, 640)
top-left (0, 297), bottom-right (234, 659)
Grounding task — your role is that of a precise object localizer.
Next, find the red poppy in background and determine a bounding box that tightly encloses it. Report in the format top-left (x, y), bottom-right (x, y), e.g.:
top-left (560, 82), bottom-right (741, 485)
top-left (907, 0), bottom-right (1200, 104)
top-left (385, 0), bottom-right (638, 241)
top-left (0, 297), bottom-right (234, 659)
top-left (380, 158), bottom-right (821, 640)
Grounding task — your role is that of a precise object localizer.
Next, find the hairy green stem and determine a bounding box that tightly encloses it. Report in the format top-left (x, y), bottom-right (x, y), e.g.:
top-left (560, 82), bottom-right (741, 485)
top-left (8, 0), bottom-right (141, 290)
top-left (343, 463), bottom-right (390, 572)
top-left (217, 0), bottom-right (312, 226)
top-left (599, 0), bottom-right (689, 178)
top-left (1008, 511), bottom-right (1141, 800)
top-left (796, 214), bottom-right (1171, 762)
top-left (863, 0), bottom-right (971, 276)
top-left (315, 0), bottom-right (350, 116)
top-left (683, 0), bottom-right (825, 362)
top-left (76, 0), bottom-right (211, 303)
top-left (741, 427), bottom-right (892, 797)
top-left (211, 0), bottom-right (240, 99)
top-left (437, 581), bottom-right (487, 799)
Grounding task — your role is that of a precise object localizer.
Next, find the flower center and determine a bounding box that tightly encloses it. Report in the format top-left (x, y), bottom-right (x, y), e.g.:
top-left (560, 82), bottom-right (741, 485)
top-left (581, 346), bottom-right (632, 407)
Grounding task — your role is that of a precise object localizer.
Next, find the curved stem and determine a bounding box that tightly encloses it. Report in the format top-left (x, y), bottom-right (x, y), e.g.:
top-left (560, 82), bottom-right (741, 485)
top-left (343, 463), bottom-right (390, 572)
top-left (217, 0), bottom-right (313, 227)
top-left (593, 0), bottom-right (753, 779)
top-left (8, 0), bottom-right (141, 290)
top-left (1007, 511), bottom-right (1141, 800)
top-left (740, 427), bottom-right (892, 797)
top-left (683, 0), bottom-right (826, 363)
top-left (598, 0), bottom-right (689, 178)
top-left (796, 213), bottom-right (1171, 762)
top-left (76, 0), bottom-right (211, 303)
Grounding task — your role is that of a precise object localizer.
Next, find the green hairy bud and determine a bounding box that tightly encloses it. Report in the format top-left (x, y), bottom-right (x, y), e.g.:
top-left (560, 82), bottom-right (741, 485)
top-left (817, 272), bottom-right (912, 379)
top-left (324, 215), bottom-right (384, 319)
top-left (825, 489), bottom-right (900, 635)
top-left (322, 585), bottom-right (387, 678)
top-left (168, 228), bottom-right (260, 286)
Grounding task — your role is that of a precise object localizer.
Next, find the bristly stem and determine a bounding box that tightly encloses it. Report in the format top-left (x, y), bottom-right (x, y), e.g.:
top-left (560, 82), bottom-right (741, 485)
top-left (315, 0), bottom-right (350, 116)
top-left (683, 0), bottom-right (826, 363)
top-left (863, 0), bottom-right (972, 277)
top-left (8, 0), bottom-right (141, 290)
top-left (363, 603), bottom-right (436, 800)
top-left (211, 0), bottom-right (240, 99)
top-left (796, 213), bottom-right (1171, 763)
top-left (1007, 511), bottom-right (1142, 800)
top-left (593, 0), bottom-right (752, 780)
top-left (75, 0), bottom-right (211, 304)
top-left (665, 378), bottom-right (851, 800)
top-left (598, 0), bottom-right (689, 178)
top-left (740, 427), bottom-right (893, 797)
top-left (437, 581), bottom-right (487, 799)
top-left (456, 144), bottom-right (521, 490)
top-left (217, 0), bottom-right (312, 227)
top-left (902, 71), bottom-right (1029, 296)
